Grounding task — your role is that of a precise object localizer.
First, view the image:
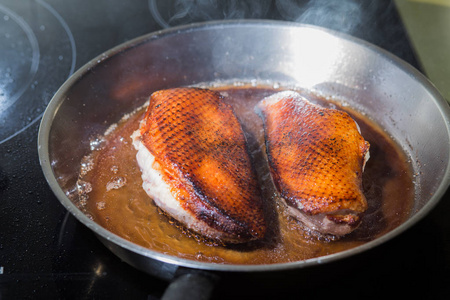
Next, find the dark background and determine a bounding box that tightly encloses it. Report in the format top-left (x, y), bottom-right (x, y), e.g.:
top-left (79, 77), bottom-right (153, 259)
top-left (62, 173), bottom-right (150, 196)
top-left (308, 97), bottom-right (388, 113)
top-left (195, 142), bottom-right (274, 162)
top-left (0, 0), bottom-right (448, 299)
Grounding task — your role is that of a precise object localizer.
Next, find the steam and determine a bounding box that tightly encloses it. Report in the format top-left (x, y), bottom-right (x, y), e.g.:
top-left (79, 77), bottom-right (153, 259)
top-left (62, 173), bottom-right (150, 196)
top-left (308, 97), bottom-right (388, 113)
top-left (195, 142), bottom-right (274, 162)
top-left (276, 0), bottom-right (363, 34)
top-left (149, 0), bottom-right (365, 35)
top-left (149, 0), bottom-right (272, 28)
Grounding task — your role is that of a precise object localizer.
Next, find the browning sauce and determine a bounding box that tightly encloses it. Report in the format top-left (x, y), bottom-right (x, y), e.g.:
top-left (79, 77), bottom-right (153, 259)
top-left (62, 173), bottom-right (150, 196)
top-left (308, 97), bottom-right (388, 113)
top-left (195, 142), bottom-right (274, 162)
top-left (77, 85), bottom-right (414, 265)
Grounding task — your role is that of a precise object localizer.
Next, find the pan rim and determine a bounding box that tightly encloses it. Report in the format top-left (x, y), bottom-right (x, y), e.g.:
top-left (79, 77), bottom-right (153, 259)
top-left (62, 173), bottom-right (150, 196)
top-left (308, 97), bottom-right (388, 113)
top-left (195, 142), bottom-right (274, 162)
top-left (38, 19), bottom-right (450, 273)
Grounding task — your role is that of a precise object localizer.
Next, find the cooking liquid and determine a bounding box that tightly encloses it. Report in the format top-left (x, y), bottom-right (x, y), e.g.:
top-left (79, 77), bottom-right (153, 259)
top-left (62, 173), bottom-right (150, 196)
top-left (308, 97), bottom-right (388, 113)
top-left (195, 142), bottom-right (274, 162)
top-left (78, 85), bottom-right (414, 265)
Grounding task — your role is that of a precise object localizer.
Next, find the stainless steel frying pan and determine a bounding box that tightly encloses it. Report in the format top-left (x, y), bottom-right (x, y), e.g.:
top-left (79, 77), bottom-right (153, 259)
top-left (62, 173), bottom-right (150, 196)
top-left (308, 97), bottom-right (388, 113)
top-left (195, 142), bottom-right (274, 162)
top-left (38, 20), bottom-right (450, 299)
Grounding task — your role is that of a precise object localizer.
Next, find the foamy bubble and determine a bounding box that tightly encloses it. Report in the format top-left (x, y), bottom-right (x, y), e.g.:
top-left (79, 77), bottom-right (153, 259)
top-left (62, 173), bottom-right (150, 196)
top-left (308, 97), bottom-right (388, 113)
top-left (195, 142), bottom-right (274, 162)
top-left (110, 165), bottom-right (119, 174)
top-left (78, 194), bottom-right (89, 207)
top-left (80, 155), bottom-right (94, 176)
top-left (77, 180), bottom-right (92, 194)
top-left (106, 177), bottom-right (127, 191)
top-left (97, 201), bottom-right (106, 210)
top-left (89, 136), bottom-right (106, 151)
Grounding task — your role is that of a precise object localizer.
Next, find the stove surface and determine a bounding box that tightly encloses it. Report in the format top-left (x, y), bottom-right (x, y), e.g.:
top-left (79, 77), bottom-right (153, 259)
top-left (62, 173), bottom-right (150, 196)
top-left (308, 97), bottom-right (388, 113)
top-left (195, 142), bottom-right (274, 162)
top-left (1, 0), bottom-right (449, 299)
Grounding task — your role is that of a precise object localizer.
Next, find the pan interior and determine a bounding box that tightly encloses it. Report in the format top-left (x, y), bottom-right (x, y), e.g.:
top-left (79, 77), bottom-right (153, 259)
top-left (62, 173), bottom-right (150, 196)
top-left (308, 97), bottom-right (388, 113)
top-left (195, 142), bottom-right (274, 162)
top-left (39, 21), bottom-right (450, 272)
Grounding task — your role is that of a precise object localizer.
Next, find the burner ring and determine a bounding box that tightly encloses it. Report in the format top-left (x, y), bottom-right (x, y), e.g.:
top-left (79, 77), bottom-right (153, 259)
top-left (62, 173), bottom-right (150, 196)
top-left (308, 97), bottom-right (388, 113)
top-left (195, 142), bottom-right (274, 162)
top-left (0, 4), bottom-right (40, 111)
top-left (0, 0), bottom-right (76, 144)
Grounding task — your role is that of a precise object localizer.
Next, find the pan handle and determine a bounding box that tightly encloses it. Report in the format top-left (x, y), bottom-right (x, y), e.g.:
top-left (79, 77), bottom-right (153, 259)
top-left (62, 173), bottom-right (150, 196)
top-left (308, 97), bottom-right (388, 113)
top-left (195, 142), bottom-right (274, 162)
top-left (161, 268), bottom-right (220, 300)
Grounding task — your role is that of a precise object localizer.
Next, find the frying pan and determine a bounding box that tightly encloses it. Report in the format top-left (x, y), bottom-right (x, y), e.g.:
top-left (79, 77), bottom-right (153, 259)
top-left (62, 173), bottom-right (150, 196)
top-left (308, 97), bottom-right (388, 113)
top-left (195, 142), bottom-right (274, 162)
top-left (38, 21), bottom-right (450, 299)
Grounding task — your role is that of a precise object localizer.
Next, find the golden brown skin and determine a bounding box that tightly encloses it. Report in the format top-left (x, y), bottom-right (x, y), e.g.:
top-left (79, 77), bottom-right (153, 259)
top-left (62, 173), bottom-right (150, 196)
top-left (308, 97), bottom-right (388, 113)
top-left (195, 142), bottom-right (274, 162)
top-left (256, 91), bottom-right (370, 236)
top-left (139, 87), bottom-right (266, 242)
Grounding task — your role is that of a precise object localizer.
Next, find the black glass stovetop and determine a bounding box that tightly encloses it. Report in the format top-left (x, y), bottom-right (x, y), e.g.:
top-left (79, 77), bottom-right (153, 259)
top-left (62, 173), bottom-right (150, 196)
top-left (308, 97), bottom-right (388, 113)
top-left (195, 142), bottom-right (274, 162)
top-left (1, 0), bottom-right (449, 299)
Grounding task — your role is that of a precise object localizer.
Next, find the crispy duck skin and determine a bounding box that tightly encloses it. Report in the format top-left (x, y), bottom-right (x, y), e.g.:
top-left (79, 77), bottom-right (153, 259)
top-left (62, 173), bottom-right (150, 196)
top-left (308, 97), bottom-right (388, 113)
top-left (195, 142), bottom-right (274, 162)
top-left (256, 91), bottom-right (370, 236)
top-left (132, 87), bottom-right (266, 243)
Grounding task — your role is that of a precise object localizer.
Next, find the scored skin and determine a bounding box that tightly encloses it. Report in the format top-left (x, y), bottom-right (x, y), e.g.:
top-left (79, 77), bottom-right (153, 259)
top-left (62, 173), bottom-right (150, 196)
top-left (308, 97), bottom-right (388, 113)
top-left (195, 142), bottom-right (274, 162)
top-left (256, 91), bottom-right (370, 236)
top-left (133, 87), bottom-right (266, 243)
